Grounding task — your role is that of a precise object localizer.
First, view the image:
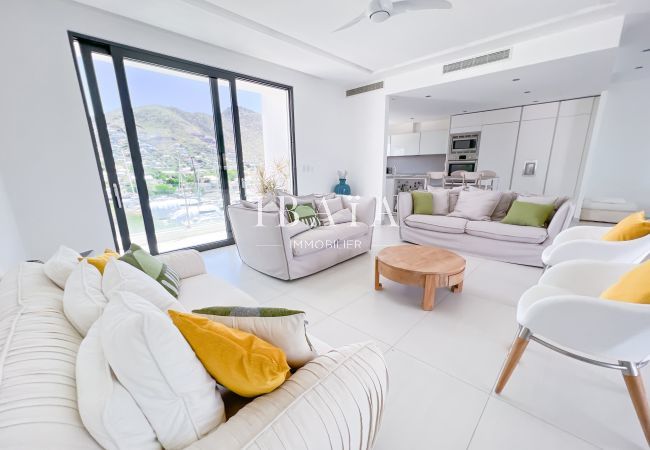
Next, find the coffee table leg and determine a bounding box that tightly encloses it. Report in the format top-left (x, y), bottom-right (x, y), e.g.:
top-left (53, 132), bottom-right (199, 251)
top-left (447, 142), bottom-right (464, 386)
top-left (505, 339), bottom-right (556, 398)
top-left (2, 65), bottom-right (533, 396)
top-left (422, 275), bottom-right (436, 311)
top-left (451, 280), bottom-right (464, 293)
top-left (374, 257), bottom-right (382, 290)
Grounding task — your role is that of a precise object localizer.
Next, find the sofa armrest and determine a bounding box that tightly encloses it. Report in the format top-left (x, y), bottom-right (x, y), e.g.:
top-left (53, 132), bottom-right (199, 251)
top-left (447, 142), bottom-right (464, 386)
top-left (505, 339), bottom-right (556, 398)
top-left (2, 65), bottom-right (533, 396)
top-left (546, 201), bottom-right (575, 241)
top-left (185, 342), bottom-right (388, 450)
top-left (156, 249), bottom-right (206, 279)
top-left (228, 204), bottom-right (290, 280)
top-left (397, 192), bottom-right (413, 226)
top-left (341, 195), bottom-right (377, 226)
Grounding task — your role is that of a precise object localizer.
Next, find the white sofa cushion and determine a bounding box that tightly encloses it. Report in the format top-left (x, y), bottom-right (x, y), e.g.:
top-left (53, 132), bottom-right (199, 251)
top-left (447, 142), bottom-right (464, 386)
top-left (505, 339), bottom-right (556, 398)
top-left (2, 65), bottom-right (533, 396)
top-left (405, 215), bottom-right (467, 234)
top-left (43, 245), bottom-right (81, 288)
top-left (316, 196), bottom-right (344, 225)
top-left (77, 319), bottom-right (160, 450)
top-left (465, 221), bottom-right (548, 244)
top-left (185, 342), bottom-right (387, 450)
top-left (0, 263), bottom-right (102, 449)
top-left (101, 291), bottom-right (225, 449)
top-left (291, 222), bottom-right (369, 257)
top-left (426, 187), bottom-right (450, 214)
top-left (448, 189), bottom-right (502, 221)
top-left (102, 259), bottom-right (186, 312)
top-left (63, 261), bottom-right (108, 336)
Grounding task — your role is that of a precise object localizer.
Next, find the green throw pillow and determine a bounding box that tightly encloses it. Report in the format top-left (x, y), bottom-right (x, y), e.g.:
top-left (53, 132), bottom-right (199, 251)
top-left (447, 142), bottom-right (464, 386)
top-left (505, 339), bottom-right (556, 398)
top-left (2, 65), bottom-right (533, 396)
top-left (501, 201), bottom-right (555, 227)
top-left (193, 306), bottom-right (304, 317)
top-left (287, 204), bottom-right (320, 228)
top-left (412, 191), bottom-right (433, 215)
top-left (119, 244), bottom-right (181, 298)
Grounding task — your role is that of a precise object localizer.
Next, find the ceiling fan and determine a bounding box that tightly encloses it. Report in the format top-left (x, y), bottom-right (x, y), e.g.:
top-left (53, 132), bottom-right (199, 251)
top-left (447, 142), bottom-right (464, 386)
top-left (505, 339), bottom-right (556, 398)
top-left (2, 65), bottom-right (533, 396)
top-left (334, 0), bottom-right (452, 32)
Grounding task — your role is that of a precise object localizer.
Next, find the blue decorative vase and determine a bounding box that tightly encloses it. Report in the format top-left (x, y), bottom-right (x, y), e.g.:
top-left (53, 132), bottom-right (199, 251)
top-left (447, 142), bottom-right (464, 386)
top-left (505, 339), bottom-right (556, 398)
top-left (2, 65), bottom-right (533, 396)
top-left (334, 178), bottom-right (351, 195)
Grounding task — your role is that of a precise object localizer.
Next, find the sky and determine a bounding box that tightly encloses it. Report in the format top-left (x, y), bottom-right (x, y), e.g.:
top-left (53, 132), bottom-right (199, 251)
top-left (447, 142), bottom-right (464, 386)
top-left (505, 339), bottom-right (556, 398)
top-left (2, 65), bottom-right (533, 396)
top-left (93, 58), bottom-right (262, 115)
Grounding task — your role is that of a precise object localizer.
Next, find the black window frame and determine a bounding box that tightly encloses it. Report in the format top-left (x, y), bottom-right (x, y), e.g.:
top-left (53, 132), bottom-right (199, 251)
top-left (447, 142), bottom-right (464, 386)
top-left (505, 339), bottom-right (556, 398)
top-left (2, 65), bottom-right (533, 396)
top-left (68, 31), bottom-right (298, 254)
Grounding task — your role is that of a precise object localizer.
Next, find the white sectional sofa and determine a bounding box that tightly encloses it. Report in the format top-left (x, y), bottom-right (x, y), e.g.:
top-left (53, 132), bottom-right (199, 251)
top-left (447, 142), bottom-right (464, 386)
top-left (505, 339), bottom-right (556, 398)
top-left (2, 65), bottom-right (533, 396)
top-left (0, 250), bottom-right (388, 449)
top-left (228, 195), bottom-right (376, 280)
top-left (398, 192), bottom-right (575, 267)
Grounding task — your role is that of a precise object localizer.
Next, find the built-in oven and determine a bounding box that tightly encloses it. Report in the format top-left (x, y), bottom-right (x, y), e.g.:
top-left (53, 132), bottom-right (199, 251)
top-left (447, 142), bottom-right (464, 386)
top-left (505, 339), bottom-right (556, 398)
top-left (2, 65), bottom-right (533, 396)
top-left (447, 160), bottom-right (477, 175)
top-left (449, 133), bottom-right (480, 160)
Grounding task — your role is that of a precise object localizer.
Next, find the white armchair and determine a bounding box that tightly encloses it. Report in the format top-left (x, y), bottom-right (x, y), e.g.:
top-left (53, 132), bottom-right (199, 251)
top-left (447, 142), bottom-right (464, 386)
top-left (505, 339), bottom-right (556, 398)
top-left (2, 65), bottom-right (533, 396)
top-left (495, 260), bottom-right (650, 445)
top-left (541, 225), bottom-right (650, 266)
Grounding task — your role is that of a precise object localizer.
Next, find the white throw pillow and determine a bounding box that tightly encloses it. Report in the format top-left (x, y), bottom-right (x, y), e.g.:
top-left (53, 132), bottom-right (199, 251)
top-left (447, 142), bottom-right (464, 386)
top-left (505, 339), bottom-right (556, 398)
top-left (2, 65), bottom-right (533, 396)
top-left (194, 309), bottom-right (318, 368)
top-left (77, 319), bottom-right (161, 450)
top-left (426, 187), bottom-right (451, 215)
top-left (448, 189), bottom-right (502, 221)
top-left (63, 261), bottom-right (108, 336)
top-left (316, 197), bottom-right (344, 225)
top-left (331, 208), bottom-right (353, 224)
top-left (44, 245), bottom-right (81, 289)
top-left (101, 291), bottom-right (225, 449)
top-left (102, 259), bottom-right (186, 312)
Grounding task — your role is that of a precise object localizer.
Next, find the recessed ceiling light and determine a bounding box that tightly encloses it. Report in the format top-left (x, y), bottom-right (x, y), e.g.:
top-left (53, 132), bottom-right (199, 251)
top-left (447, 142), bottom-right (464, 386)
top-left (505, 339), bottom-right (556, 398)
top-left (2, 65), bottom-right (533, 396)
top-left (524, 90), bottom-right (531, 94)
top-left (635, 66), bottom-right (644, 70)
top-left (462, 110), bottom-right (468, 113)
top-left (425, 95), bottom-right (431, 98)
top-left (533, 100), bottom-right (539, 103)
top-left (410, 117), bottom-right (415, 120)
top-left (512, 78), bottom-right (520, 82)
top-left (642, 49), bottom-right (650, 53)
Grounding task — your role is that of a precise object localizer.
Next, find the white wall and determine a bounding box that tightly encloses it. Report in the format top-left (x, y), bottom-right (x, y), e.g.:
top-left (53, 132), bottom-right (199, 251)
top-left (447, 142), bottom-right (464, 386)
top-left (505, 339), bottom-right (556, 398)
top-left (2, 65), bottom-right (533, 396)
top-left (0, 175), bottom-right (26, 276)
top-left (580, 76), bottom-right (650, 212)
top-left (0, 0), bottom-right (349, 259)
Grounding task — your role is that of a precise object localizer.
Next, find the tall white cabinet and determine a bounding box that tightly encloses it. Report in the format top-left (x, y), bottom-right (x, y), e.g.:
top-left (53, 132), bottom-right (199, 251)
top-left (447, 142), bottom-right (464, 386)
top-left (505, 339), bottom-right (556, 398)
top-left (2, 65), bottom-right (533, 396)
top-left (450, 97), bottom-right (597, 198)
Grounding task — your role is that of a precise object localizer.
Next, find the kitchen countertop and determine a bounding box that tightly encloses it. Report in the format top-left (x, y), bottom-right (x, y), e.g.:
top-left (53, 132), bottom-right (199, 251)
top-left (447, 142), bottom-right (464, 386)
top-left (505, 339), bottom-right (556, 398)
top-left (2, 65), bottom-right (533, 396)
top-left (386, 173), bottom-right (428, 179)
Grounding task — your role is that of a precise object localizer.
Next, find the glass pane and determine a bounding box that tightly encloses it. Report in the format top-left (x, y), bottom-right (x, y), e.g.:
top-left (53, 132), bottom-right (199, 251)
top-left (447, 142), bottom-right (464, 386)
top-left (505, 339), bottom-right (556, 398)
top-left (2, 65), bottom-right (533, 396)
top-left (123, 59), bottom-right (227, 252)
top-left (235, 79), bottom-right (293, 201)
top-left (217, 79), bottom-right (242, 201)
top-left (91, 52), bottom-right (150, 251)
top-left (73, 44), bottom-right (123, 252)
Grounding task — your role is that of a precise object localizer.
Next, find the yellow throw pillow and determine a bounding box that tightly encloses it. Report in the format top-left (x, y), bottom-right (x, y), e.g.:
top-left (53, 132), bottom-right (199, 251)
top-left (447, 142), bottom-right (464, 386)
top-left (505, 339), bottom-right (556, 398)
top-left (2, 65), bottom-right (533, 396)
top-left (602, 211), bottom-right (650, 241)
top-left (83, 249), bottom-right (120, 274)
top-left (169, 310), bottom-right (290, 397)
top-left (600, 260), bottom-right (650, 304)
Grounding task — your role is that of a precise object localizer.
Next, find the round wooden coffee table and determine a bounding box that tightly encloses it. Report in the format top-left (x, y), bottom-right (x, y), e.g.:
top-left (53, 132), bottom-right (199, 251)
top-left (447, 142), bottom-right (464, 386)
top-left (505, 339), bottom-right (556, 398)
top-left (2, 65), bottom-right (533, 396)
top-left (374, 245), bottom-right (466, 311)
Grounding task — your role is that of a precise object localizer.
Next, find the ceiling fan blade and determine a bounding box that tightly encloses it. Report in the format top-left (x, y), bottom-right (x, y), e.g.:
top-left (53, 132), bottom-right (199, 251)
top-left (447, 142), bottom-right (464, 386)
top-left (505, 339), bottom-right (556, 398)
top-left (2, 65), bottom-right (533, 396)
top-left (333, 13), bottom-right (366, 32)
top-left (393, 0), bottom-right (452, 14)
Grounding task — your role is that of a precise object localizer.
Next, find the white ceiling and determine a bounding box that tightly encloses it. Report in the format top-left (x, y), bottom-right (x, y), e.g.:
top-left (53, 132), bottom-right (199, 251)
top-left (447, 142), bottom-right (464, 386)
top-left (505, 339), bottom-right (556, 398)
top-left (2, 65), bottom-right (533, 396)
top-left (70, 0), bottom-right (650, 84)
top-left (388, 48), bottom-right (618, 123)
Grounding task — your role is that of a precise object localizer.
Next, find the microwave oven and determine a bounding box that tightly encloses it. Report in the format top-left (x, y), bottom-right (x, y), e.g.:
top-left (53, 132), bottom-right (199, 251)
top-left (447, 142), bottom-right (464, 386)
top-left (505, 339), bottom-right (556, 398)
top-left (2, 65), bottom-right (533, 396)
top-left (449, 133), bottom-right (480, 159)
top-left (447, 160), bottom-right (477, 175)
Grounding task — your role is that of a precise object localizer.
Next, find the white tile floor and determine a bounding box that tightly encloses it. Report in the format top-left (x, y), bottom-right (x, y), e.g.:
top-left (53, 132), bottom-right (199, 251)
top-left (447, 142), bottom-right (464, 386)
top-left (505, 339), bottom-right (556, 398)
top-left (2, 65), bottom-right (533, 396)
top-left (202, 226), bottom-right (649, 450)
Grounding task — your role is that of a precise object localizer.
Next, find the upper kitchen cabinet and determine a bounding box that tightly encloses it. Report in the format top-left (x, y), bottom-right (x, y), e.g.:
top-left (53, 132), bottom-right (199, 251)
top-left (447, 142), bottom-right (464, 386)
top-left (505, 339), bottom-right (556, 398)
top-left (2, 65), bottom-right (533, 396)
top-left (481, 107), bottom-right (521, 125)
top-left (388, 133), bottom-right (420, 156)
top-left (510, 117), bottom-right (557, 194)
top-left (450, 112), bottom-right (482, 131)
top-left (558, 97), bottom-right (594, 117)
top-left (419, 130), bottom-right (448, 155)
top-left (477, 121), bottom-right (520, 190)
top-left (521, 102), bottom-right (559, 121)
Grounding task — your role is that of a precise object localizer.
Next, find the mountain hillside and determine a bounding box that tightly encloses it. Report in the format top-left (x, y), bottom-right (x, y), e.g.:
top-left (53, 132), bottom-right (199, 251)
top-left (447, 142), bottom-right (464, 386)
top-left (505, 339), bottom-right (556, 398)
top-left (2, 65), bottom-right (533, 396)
top-left (104, 104), bottom-right (264, 172)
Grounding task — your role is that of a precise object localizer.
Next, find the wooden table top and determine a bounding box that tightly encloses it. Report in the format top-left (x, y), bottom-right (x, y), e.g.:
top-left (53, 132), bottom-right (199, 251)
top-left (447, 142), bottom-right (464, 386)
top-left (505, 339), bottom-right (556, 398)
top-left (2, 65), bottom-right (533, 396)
top-left (377, 245), bottom-right (466, 275)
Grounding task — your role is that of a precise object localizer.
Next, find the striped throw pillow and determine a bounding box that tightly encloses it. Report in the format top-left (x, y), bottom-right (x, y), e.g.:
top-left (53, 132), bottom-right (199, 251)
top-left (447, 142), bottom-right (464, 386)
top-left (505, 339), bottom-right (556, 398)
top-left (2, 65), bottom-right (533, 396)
top-left (119, 244), bottom-right (180, 298)
top-left (286, 204), bottom-right (320, 228)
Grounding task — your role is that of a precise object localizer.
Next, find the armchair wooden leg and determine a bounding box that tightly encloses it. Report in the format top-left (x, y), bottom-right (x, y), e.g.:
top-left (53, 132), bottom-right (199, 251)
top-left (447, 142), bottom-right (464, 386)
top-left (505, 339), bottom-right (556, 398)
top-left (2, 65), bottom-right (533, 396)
top-left (622, 369), bottom-right (650, 446)
top-left (495, 328), bottom-right (531, 394)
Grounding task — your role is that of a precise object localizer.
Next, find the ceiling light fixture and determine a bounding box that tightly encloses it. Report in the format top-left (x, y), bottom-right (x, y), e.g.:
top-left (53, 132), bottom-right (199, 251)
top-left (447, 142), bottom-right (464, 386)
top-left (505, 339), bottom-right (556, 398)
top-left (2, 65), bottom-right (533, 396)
top-left (425, 95), bottom-right (431, 98)
top-left (533, 100), bottom-right (539, 103)
top-left (635, 66), bottom-right (644, 70)
top-left (524, 90), bottom-right (531, 94)
top-left (512, 78), bottom-right (520, 82)
top-left (642, 49), bottom-right (650, 53)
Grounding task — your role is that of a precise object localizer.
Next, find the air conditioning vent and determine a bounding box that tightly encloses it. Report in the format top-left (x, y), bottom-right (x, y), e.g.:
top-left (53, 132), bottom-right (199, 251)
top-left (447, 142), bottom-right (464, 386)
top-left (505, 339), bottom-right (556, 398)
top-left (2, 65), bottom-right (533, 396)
top-left (346, 81), bottom-right (384, 97)
top-left (443, 49), bottom-right (511, 74)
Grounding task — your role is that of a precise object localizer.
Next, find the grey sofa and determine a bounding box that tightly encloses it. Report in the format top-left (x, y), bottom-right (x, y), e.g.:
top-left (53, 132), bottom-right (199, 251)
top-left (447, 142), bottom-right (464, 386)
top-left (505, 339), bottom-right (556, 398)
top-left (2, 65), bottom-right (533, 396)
top-left (228, 195), bottom-right (376, 280)
top-left (397, 192), bottom-right (575, 267)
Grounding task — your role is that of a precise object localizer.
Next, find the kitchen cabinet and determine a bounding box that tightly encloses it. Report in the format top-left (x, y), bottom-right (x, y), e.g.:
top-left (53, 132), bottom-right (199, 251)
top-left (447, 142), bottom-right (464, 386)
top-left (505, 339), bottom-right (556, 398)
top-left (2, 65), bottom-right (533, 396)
top-left (450, 112), bottom-right (482, 129)
top-left (521, 102), bottom-right (559, 121)
top-left (544, 114), bottom-right (592, 197)
top-left (477, 122), bottom-right (520, 190)
top-left (389, 133), bottom-right (420, 156)
top-left (419, 130), bottom-right (448, 155)
top-left (558, 97), bottom-right (594, 117)
top-left (481, 107), bottom-right (521, 125)
top-left (510, 117), bottom-right (556, 194)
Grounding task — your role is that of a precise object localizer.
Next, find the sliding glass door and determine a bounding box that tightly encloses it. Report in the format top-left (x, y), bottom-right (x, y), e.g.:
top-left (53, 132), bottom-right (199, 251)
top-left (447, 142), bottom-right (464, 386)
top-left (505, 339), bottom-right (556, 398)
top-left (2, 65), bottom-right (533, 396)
top-left (71, 35), bottom-right (296, 254)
